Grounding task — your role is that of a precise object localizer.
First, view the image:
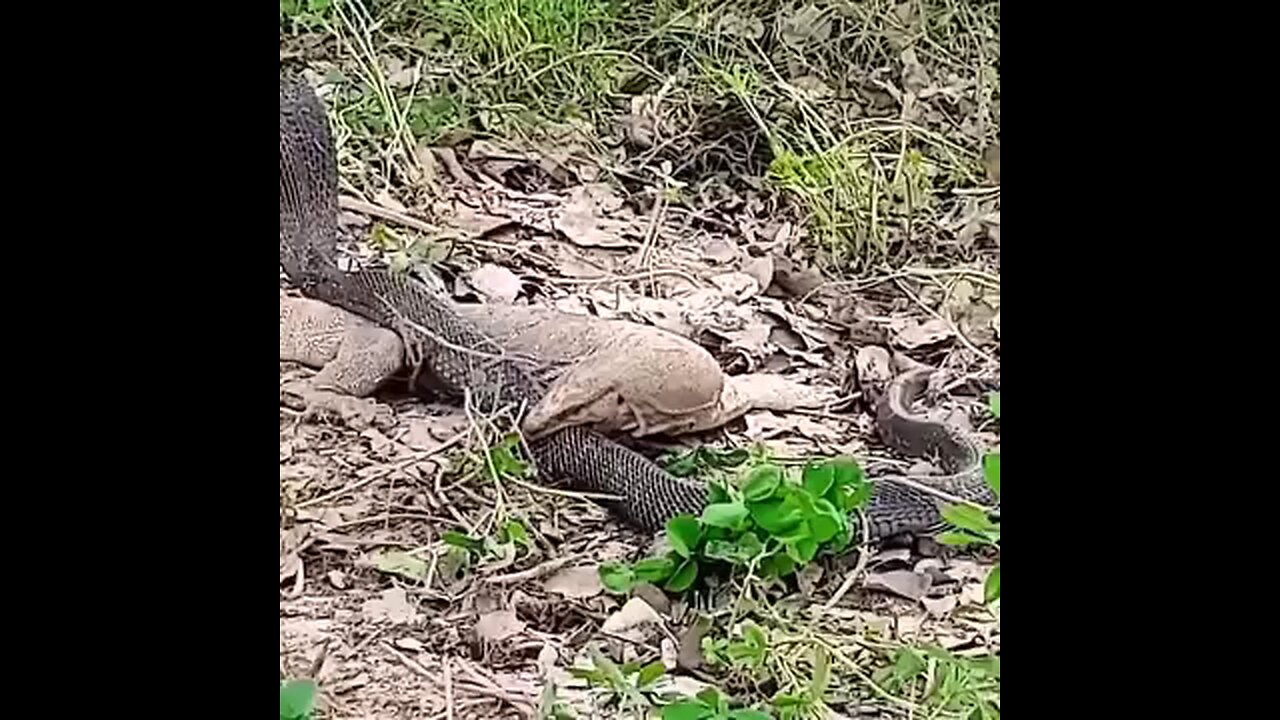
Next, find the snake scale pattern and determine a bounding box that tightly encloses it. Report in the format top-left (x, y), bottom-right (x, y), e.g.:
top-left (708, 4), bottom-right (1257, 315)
top-left (279, 75), bottom-right (995, 541)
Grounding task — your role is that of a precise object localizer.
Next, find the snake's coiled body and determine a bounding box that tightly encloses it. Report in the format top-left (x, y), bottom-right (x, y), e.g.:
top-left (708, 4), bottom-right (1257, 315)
top-left (279, 75), bottom-right (994, 541)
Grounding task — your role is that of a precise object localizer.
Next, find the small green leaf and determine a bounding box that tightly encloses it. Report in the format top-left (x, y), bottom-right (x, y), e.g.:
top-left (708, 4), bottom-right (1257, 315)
top-left (696, 687), bottom-right (725, 712)
top-left (710, 447), bottom-right (750, 468)
top-left (666, 515), bottom-right (702, 558)
top-left (802, 461), bottom-right (835, 497)
top-left (664, 451), bottom-right (700, 477)
top-left (280, 679), bottom-right (316, 719)
top-left (791, 487), bottom-right (817, 516)
top-left (568, 666), bottom-right (606, 684)
top-left (637, 660), bottom-right (666, 688)
top-left (760, 552), bottom-right (797, 578)
top-left (772, 522), bottom-right (813, 546)
top-left (736, 531), bottom-right (764, 560)
top-left (662, 701), bottom-right (711, 720)
top-left (829, 525), bottom-right (851, 552)
top-left (441, 530), bottom-right (483, 552)
top-left (665, 558), bottom-right (699, 592)
top-left (892, 648), bottom-right (926, 682)
top-left (812, 645), bottom-right (831, 696)
top-left (847, 480), bottom-right (872, 510)
top-left (983, 453), bottom-right (1000, 496)
top-left (830, 456), bottom-right (863, 487)
top-left (748, 497), bottom-right (804, 534)
top-left (373, 550), bottom-right (428, 580)
top-left (984, 563), bottom-right (1000, 603)
top-left (785, 537), bottom-right (818, 564)
top-left (702, 501), bottom-right (749, 529)
top-left (770, 692), bottom-right (806, 708)
top-left (729, 710), bottom-right (773, 720)
top-left (707, 479), bottom-right (732, 503)
top-left (633, 556), bottom-right (676, 583)
top-left (987, 392), bottom-right (1000, 419)
top-left (808, 499), bottom-right (843, 543)
top-left (941, 505), bottom-right (998, 535)
top-left (502, 520), bottom-right (531, 548)
top-left (703, 539), bottom-right (740, 562)
top-left (598, 563), bottom-right (635, 594)
top-left (935, 531), bottom-right (989, 547)
top-left (742, 622), bottom-right (766, 649)
top-left (742, 464), bottom-right (782, 501)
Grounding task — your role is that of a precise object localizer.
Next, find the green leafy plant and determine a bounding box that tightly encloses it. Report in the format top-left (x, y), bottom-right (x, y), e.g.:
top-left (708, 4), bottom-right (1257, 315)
top-left (768, 646), bottom-right (831, 720)
top-left (570, 649), bottom-right (669, 713)
top-left (701, 621), bottom-right (769, 673)
top-left (484, 432), bottom-right (534, 480)
top-left (873, 645), bottom-right (1000, 719)
top-left (937, 391), bottom-right (1001, 603)
top-left (279, 0), bottom-right (332, 32)
top-left (280, 679), bottom-right (316, 720)
top-left (661, 446), bottom-right (751, 478)
top-left (443, 518), bottom-right (533, 559)
top-left (600, 457), bottom-right (870, 594)
top-left (662, 687), bottom-right (771, 720)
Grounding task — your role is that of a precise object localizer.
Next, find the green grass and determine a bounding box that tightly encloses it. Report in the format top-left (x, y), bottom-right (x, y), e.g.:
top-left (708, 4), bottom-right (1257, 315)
top-left (280, 0), bottom-right (999, 269)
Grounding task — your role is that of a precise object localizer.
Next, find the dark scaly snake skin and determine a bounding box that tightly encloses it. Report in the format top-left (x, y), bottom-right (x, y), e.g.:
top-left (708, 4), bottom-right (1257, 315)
top-left (279, 75), bottom-right (993, 540)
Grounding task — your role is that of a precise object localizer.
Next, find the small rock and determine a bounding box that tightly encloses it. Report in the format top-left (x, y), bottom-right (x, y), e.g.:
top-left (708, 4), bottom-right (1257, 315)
top-left (865, 570), bottom-right (933, 601)
top-left (602, 597), bottom-right (661, 633)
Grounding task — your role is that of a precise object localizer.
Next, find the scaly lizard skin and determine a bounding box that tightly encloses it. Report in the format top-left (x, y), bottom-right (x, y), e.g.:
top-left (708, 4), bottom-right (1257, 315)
top-left (279, 292), bottom-right (833, 438)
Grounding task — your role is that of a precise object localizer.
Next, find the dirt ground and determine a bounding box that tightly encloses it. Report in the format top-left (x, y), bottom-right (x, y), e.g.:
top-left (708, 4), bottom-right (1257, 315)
top-left (280, 3), bottom-right (1000, 717)
top-left (279, 178), bottom-right (1000, 718)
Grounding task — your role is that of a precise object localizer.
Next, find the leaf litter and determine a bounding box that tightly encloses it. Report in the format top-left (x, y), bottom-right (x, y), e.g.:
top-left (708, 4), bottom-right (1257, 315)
top-left (280, 4), bottom-right (1002, 714)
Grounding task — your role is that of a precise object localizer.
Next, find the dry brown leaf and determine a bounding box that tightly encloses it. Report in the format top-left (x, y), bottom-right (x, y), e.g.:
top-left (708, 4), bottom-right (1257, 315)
top-left (772, 255), bottom-right (824, 297)
top-left (701, 237), bottom-right (739, 265)
top-left (723, 374), bottom-right (837, 412)
top-left (943, 560), bottom-right (989, 584)
top-left (716, 12), bottom-right (764, 40)
top-left (722, 322), bottom-right (772, 360)
top-left (869, 547), bottom-right (913, 568)
top-left (781, 4), bottom-right (832, 46)
top-left (554, 186), bottom-right (633, 249)
top-left (895, 614), bottom-right (924, 639)
top-left (960, 583), bottom-right (987, 607)
top-left (602, 597), bottom-right (662, 633)
top-left (865, 570), bottom-right (933, 601)
top-left (468, 264), bottom-right (523, 304)
top-left (475, 609), bottom-right (526, 642)
top-left (922, 595), bottom-right (958, 618)
top-left (892, 317), bottom-right (954, 349)
top-left (796, 563), bottom-right (824, 596)
top-left (401, 417), bottom-right (460, 452)
top-left (981, 141), bottom-right (1001, 183)
top-left (361, 588), bottom-right (419, 624)
top-left (395, 636), bottom-right (425, 651)
top-left (451, 205), bottom-right (514, 236)
top-left (742, 254), bottom-right (775, 292)
top-left (855, 346), bottom-right (894, 389)
top-left (709, 271), bottom-right (760, 302)
top-left (676, 615), bottom-right (712, 670)
top-left (582, 182), bottom-right (624, 214)
top-left (543, 566), bottom-right (603, 599)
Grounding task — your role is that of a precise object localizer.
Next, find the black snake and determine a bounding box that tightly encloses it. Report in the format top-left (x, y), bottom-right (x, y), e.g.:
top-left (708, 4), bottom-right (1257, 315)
top-left (279, 75), bottom-right (995, 541)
